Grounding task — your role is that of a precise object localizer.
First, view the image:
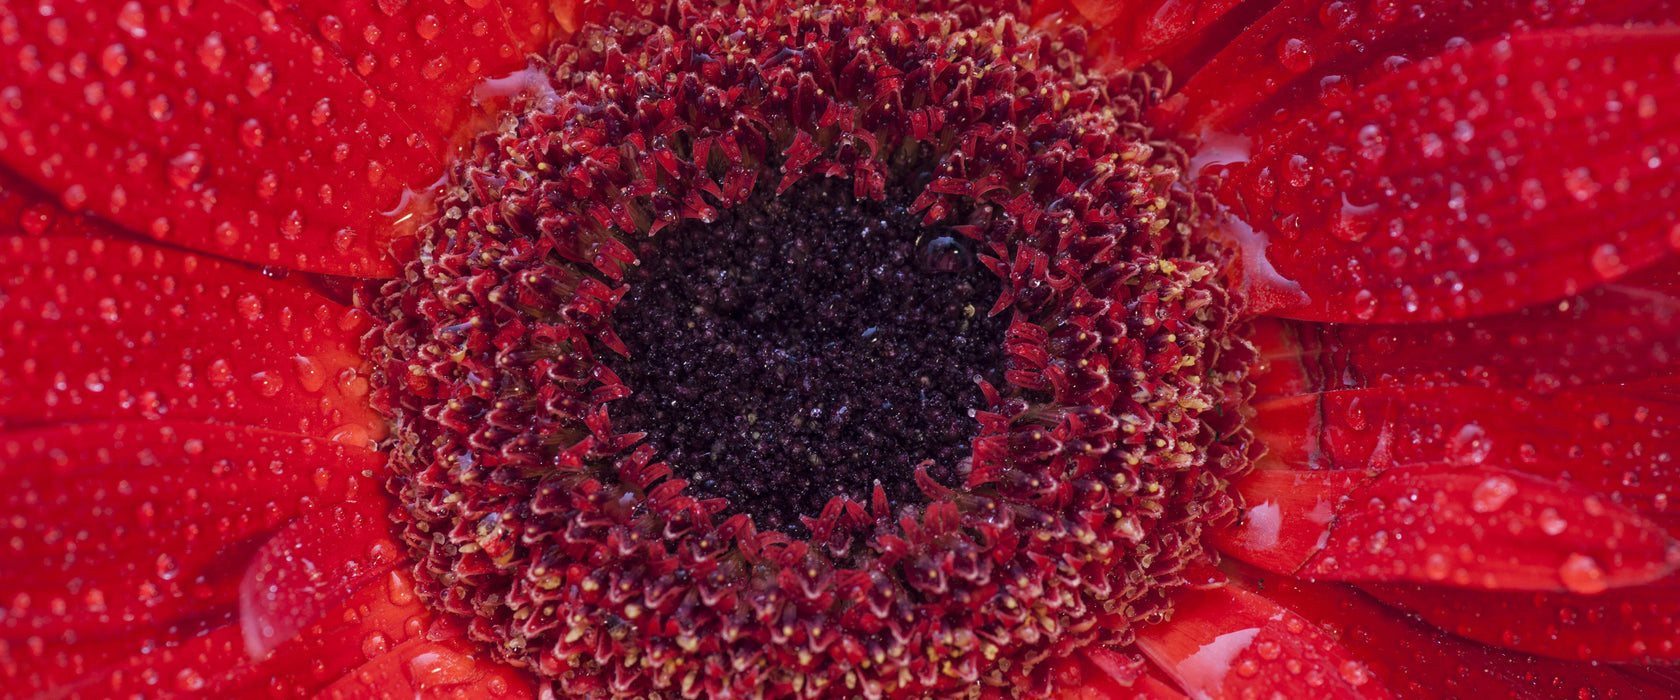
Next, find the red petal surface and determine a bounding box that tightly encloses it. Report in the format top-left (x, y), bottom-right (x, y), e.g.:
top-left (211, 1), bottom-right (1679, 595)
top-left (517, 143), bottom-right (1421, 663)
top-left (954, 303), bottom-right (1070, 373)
top-left (1171, 0), bottom-right (1676, 135)
top-left (0, 421), bottom-right (384, 643)
top-left (1251, 386), bottom-right (1680, 530)
top-left (1250, 282), bottom-right (1680, 399)
top-left (1208, 27), bottom-right (1680, 323)
top-left (3, 567), bottom-right (443, 698)
top-left (1240, 569), bottom-right (1678, 700)
top-left (1133, 583), bottom-right (1391, 699)
top-left (311, 637), bottom-right (534, 700)
top-left (1048, 647), bottom-right (1191, 700)
top-left (0, 0), bottom-right (446, 275)
top-left (239, 500), bottom-right (401, 659)
top-left (1364, 575), bottom-right (1680, 664)
top-left (276, 0), bottom-right (552, 134)
top-left (1217, 465), bottom-right (1680, 592)
top-left (0, 235), bottom-right (384, 440)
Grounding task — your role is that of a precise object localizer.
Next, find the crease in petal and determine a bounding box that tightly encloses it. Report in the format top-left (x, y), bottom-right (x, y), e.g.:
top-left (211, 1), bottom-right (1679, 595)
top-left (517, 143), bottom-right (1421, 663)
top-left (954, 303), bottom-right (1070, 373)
top-left (311, 637), bottom-right (535, 700)
top-left (1216, 464), bottom-right (1680, 592)
top-left (1249, 281), bottom-right (1680, 400)
top-left (1169, 0), bottom-right (1678, 135)
top-left (1363, 574), bottom-right (1680, 664)
top-left (4, 565), bottom-right (441, 697)
top-left (1233, 566), bottom-right (1680, 700)
top-left (1206, 26), bottom-right (1680, 323)
top-left (0, 235), bottom-right (385, 440)
top-left (1251, 385), bottom-right (1680, 530)
top-left (0, 0), bottom-right (446, 275)
top-left (0, 421), bottom-right (384, 643)
top-left (239, 499), bottom-right (402, 660)
top-left (1133, 582), bottom-right (1392, 700)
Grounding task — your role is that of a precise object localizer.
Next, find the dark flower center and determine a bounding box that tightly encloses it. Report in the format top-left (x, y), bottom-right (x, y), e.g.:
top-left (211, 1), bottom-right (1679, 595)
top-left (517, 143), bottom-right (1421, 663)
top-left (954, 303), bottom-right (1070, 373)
top-left (364, 1), bottom-right (1259, 697)
top-left (612, 179), bottom-right (1007, 532)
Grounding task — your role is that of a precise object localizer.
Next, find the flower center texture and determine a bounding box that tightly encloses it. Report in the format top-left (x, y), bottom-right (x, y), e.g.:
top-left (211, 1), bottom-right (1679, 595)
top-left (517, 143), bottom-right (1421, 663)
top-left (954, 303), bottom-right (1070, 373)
top-left (611, 180), bottom-right (1008, 532)
top-left (365, 1), bottom-right (1259, 697)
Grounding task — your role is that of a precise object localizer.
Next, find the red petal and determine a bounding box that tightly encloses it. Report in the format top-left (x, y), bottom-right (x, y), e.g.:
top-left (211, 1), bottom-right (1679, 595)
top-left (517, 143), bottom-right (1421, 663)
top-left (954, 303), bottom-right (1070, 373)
top-left (1209, 27), bottom-right (1680, 323)
top-left (1249, 281), bottom-right (1680, 399)
top-left (1082, 0), bottom-right (1247, 68)
top-left (1364, 575), bottom-right (1680, 664)
top-left (0, 421), bottom-right (384, 642)
top-left (1252, 386), bottom-right (1680, 529)
top-left (0, 1), bottom-right (446, 275)
top-left (240, 500), bottom-right (401, 659)
top-left (1172, 0), bottom-right (1676, 134)
top-left (1133, 583), bottom-right (1393, 699)
top-left (1216, 465), bottom-right (1680, 592)
top-left (312, 637), bottom-right (535, 700)
top-left (276, 0), bottom-right (553, 133)
top-left (3, 567), bottom-right (441, 697)
top-left (1238, 569), bottom-right (1680, 699)
top-left (1049, 647), bottom-right (1191, 700)
top-left (0, 235), bottom-right (384, 440)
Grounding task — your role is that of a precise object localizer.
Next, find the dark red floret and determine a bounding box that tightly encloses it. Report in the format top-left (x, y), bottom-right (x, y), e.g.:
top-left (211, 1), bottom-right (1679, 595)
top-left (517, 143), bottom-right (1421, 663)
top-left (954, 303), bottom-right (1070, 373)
top-left (365, 0), bottom-right (1258, 697)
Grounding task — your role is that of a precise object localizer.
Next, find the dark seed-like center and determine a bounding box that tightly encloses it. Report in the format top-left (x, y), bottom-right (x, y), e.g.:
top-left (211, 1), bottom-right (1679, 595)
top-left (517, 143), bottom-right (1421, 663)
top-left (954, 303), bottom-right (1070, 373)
top-left (611, 180), bottom-right (1007, 532)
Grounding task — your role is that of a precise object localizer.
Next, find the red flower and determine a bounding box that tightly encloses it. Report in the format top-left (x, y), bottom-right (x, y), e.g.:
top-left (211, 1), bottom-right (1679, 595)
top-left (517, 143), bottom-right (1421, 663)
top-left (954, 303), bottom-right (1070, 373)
top-left (1, 0), bottom-right (1676, 698)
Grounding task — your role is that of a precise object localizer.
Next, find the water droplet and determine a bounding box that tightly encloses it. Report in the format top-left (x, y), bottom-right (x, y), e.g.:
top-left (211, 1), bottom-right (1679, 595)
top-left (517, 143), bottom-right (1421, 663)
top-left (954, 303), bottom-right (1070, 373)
top-left (294, 356), bottom-right (327, 393)
top-left (1278, 36), bottom-right (1315, 72)
top-left (1590, 243), bottom-right (1627, 279)
top-left (167, 150), bottom-right (205, 189)
top-left (1559, 553), bottom-right (1608, 595)
top-left (252, 371), bottom-right (284, 397)
top-left (175, 668), bottom-right (206, 692)
top-left (1447, 423), bottom-right (1491, 466)
top-left (239, 119), bottom-right (266, 149)
top-left (246, 63), bottom-right (275, 98)
top-left (917, 236), bottom-right (971, 272)
top-left (155, 552), bottom-right (180, 580)
top-left (235, 293), bottom-right (264, 321)
top-left (310, 98), bottom-right (333, 126)
top-left (1350, 289), bottom-right (1378, 320)
top-left (116, 1), bottom-right (147, 38)
top-left (1471, 474), bottom-right (1517, 513)
top-left (198, 33), bottom-right (226, 72)
top-left (100, 44), bottom-right (129, 77)
top-left (361, 632), bottom-right (391, 659)
top-left (1539, 507), bottom-right (1568, 536)
top-left (414, 14), bottom-right (442, 40)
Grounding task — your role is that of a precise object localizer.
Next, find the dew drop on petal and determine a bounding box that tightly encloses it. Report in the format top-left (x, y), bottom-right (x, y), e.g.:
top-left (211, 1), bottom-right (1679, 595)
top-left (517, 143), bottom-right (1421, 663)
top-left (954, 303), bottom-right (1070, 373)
top-left (1278, 36), bottom-right (1315, 73)
top-left (415, 14), bottom-right (442, 40)
top-left (1447, 423), bottom-right (1491, 466)
top-left (235, 293), bottom-right (264, 321)
top-left (252, 371), bottom-right (284, 398)
top-left (1559, 553), bottom-right (1608, 595)
top-left (1589, 243), bottom-right (1627, 279)
top-left (166, 150), bottom-right (205, 190)
top-left (246, 62), bottom-right (274, 98)
top-left (294, 356), bottom-right (327, 392)
top-left (1471, 474), bottom-right (1517, 513)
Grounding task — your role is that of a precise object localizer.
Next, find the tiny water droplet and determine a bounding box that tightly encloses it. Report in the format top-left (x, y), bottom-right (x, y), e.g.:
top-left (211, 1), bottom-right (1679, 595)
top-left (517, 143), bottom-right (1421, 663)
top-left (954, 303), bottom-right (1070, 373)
top-left (1471, 474), bottom-right (1517, 513)
top-left (1590, 243), bottom-right (1627, 279)
top-left (166, 150), bottom-right (206, 189)
top-left (917, 236), bottom-right (971, 272)
top-left (1447, 423), bottom-right (1491, 466)
top-left (1559, 553), bottom-right (1608, 595)
top-left (1278, 36), bottom-right (1315, 72)
top-left (252, 371), bottom-right (284, 397)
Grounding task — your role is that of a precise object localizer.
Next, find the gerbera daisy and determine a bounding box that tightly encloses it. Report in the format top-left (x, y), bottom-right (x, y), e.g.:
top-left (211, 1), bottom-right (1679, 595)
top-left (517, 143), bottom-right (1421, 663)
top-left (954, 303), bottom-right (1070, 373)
top-left (1, 0), bottom-right (1676, 698)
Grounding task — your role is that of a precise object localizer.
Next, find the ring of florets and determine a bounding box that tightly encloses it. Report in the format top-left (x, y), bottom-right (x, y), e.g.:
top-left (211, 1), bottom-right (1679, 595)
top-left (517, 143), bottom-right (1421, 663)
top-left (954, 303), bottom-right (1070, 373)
top-left (366, 0), bottom-right (1258, 697)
